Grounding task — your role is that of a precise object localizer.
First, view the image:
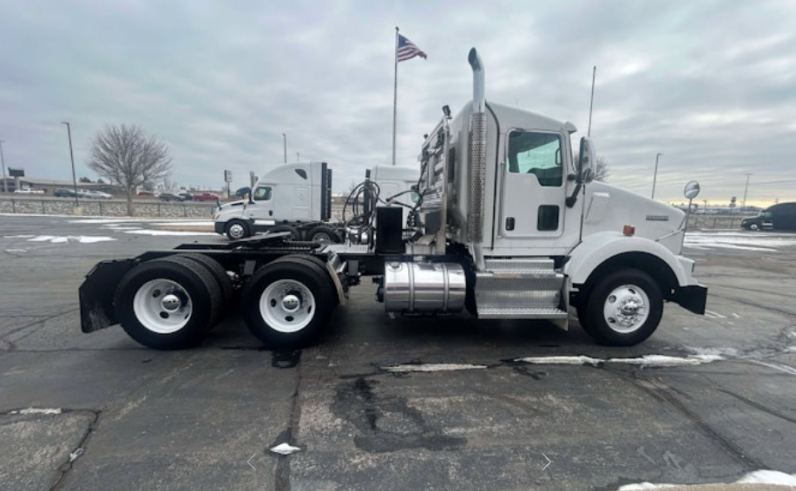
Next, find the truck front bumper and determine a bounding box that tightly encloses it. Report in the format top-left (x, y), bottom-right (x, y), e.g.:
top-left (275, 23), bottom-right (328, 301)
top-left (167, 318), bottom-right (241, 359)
top-left (214, 222), bottom-right (226, 234)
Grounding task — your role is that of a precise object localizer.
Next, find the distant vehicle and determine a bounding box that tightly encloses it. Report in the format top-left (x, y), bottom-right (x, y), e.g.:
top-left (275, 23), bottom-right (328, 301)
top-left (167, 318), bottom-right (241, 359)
top-left (741, 202), bottom-right (796, 231)
top-left (192, 192), bottom-right (221, 202)
top-left (85, 190), bottom-right (113, 199)
top-left (178, 192), bottom-right (193, 201)
top-left (13, 188), bottom-right (44, 194)
top-left (158, 193), bottom-right (185, 202)
top-left (136, 191), bottom-right (155, 197)
top-left (54, 188), bottom-right (77, 198)
top-left (235, 187), bottom-right (251, 198)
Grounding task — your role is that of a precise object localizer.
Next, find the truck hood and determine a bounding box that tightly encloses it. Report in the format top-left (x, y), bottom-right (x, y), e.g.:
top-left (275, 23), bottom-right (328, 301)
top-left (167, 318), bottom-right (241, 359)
top-left (583, 181), bottom-right (686, 254)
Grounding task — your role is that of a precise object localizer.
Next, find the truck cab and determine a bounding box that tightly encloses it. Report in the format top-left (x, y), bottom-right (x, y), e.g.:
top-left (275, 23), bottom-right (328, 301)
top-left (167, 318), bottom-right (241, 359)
top-left (741, 202), bottom-right (796, 231)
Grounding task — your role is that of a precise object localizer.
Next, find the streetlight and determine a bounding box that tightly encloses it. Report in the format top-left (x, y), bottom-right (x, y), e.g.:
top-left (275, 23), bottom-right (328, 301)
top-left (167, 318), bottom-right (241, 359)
top-left (741, 173), bottom-right (752, 213)
top-left (282, 133), bottom-right (287, 163)
top-left (651, 152), bottom-right (663, 200)
top-left (61, 122), bottom-right (79, 207)
top-left (0, 140), bottom-right (7, 193)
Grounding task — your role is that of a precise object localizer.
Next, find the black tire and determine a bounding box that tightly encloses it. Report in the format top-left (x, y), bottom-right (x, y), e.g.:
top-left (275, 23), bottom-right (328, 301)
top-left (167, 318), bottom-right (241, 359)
top-left (579, 268), bottom-right (663, 346)
top-left (114, 257), bottom-right (222, 350)
top-left (225, 219), bottom-right (250, 240)
top-left (306, 225), bottom-right (342, 244)
top-left (270, 225), bottom-right (300, 240)
top-left (271, 254), bottom-right (340, 307)
top-left (175, 253), bottom-right (234, 306)
top-left (242, 257), bottom-right (335, 349)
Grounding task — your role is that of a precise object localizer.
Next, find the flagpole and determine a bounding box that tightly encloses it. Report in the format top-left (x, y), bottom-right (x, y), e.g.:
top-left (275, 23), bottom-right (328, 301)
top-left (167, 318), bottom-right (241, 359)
top-left (392, 26), bottom-right (399, 166)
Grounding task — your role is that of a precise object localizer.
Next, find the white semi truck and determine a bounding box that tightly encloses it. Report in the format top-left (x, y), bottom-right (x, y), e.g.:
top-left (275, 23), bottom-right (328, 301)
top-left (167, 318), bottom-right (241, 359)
top-left (213, 162), bottom-right (418, 241)
top-left (79, 48), bottom-right (707, 351)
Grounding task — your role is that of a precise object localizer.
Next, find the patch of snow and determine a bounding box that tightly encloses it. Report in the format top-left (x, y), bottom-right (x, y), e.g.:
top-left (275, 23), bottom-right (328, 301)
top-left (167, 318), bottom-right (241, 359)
top-left (736, 469), bottom-right (796, 485)
top-left (514, 355), bottom-right (723, 368)
top-left (619, 469), bottom-right (796, 489)
top-left (685, 346), bottom-right (740, 358)
top-left (704, 310), bottom-right (726, 319)
top-left (787, 346), bottom-right (796, 353)
top-left (3, 234), bottom-right (35, 238)
top-left (11, 408), bottom-right (62, 415)
top-left (5, 249), bottom-right (28, 253)
top-left (69, 448), bottom-right (84, 462)
top-left (748, 360), bottom-right (796, 376)
top-left (383, 363), bottom-right (488, 373)
top-left (684, 232), bottom-right (796, 252)
top-left (25, 235), bottom-right (115, 244)
top-left (270, 443), bottom-right (301, 455)
top-left (608, 354), bottom-right (724, 367)
top-left (618, 483), bottom-right (677, 490)
top-left (516, 356), bottom-right (602, 366)
top-left (124, 229), bottom-right (217, 237)
top-left (152, 221), bottom-right (214, 227)
top-left (105, 226), bottom-right (142, 231)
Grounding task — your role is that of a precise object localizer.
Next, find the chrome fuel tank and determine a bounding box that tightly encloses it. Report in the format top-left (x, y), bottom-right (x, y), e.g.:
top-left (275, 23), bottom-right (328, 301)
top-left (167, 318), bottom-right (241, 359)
top-left (383, 262), bottom-right (466, 313)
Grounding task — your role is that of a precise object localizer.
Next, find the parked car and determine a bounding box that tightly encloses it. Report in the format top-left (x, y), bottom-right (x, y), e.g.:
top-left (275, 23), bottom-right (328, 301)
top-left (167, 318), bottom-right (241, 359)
top-left (235, 187), bottom-right (251, 198)
top-left (85, 190), bottom-right (113, 199)
top-left (13, 188), bottom-right (44, 194)
top-left (178, 192), bottom-right (193, 201)
top-left (192, 192), bottom-right (221, 202)
top-left (136, 191), bottom-right (155, 197)
top-left (54, 188), bottom-right (77, 198)
top-left (158, 193), bottom-right (184, 202)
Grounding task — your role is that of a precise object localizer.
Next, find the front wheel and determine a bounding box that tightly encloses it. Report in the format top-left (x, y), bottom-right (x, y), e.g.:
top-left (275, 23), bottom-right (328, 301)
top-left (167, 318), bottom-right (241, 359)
top-left (578, 268), bottom-right (663, 346)
top-left (749, 223), bottom-right (760, 231)
top-left (242, 257), bottom-right (336, 349)
top-left (225, 220), bottom-right (250, 240)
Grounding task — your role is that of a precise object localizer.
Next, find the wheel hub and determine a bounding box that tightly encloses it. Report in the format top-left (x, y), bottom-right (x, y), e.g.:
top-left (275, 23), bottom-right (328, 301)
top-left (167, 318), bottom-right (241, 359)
top-left (281, 294), bottom-right (301, 313)
top-left (604, 285), bottom-right (650, 333)
top-left (161, 294), bottom-right (182, 312)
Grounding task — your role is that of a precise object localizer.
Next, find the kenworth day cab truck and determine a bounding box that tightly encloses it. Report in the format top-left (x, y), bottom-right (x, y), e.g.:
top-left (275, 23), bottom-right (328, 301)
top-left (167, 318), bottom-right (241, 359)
top-left (213, 163), bottom-right (418, 241)
top-left (79, 48), bottom-right (707, 351)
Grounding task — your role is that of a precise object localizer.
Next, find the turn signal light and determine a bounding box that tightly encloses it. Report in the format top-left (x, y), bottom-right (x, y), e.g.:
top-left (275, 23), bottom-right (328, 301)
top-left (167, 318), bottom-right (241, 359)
top-left (623, 225), bottom-right (635, 236)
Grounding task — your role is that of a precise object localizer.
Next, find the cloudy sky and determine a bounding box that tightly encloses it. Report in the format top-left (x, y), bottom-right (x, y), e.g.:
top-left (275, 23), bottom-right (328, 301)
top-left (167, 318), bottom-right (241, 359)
top-left (1, 0), bottom-right (795, 206)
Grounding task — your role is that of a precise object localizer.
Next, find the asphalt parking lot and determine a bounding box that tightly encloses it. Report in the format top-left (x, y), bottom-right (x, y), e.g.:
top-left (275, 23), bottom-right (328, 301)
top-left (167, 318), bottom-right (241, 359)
top-left (1, 215), bottom-right (796, 491)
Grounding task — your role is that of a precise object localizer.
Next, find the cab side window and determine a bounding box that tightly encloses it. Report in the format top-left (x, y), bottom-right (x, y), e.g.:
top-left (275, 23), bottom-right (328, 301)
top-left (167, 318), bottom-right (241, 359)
top-left (253, 186), bottom-right (272, 201)
top-left (508, 131), bottom-right (563, 187)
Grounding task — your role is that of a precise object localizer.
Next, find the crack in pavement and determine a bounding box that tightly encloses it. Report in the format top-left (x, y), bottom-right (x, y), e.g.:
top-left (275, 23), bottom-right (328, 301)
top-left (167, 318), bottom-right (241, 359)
top-left (49, 409), bottom-right (101, 491)
top-left (273, 350), bottom-right (302, 491)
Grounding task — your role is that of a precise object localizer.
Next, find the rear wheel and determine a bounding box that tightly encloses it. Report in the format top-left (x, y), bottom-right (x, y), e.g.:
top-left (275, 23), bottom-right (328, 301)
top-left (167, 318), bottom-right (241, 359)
top-left (242, 257), bottom-right (335, 349)
top-left (175, 253), bottom-right (234, 307)
top-left (578, 268), bottom-right (663, 346)
top-left (225, 219), bottom-right (250, 240)
top-left (114, 257), bottom-right (222, 349)
top-left (306, 225), bottom-right (342, 244)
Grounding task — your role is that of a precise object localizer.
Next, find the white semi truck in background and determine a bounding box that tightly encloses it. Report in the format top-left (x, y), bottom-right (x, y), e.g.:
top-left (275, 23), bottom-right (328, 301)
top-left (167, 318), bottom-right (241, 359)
top-left (213, 162), bottom-right (418, 241)
top-left (79, 47), bottom-right (707, 351)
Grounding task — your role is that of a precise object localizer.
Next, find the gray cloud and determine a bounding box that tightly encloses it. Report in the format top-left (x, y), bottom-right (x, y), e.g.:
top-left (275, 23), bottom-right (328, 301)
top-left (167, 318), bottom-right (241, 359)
top-left (1, 0), bottom-right (795, 206)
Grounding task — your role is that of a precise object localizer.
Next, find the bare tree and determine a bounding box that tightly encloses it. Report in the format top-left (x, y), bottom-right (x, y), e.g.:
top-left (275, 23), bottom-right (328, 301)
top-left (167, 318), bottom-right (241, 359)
top-left (87, 124), bottom-right (172, 215)
top-left (574, 153), bottom-right (610, 182)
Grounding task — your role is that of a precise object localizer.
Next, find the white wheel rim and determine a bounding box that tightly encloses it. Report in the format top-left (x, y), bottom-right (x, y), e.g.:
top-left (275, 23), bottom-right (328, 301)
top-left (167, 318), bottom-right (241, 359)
top-left (259, 279), bottom-right (316, 333)
top-left (133, 279), bottom-right (193, 334)
top-left (603, 284), bottom-right (650, 333)
top-left (313, 232), bottom-right (331, 243)
top-left (229, 223), bottom-right (245, 239)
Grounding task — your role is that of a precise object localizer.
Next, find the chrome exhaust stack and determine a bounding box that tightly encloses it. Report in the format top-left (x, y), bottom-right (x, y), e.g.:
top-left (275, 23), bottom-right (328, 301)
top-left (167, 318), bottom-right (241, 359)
top-left (466, 48), bottom-right (487, 244)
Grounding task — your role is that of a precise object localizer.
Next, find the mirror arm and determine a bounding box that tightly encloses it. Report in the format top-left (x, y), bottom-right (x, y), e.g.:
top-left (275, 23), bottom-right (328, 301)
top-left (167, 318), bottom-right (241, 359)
top-left (566, 183), bottom-right (582, 208)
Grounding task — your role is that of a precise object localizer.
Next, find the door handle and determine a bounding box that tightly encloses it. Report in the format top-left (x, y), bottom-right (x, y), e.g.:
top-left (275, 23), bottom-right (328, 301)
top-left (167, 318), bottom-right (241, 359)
top-left (506, 217), bottom-right (515, 231)
top-left (269, 210), bottom-right (273, 216)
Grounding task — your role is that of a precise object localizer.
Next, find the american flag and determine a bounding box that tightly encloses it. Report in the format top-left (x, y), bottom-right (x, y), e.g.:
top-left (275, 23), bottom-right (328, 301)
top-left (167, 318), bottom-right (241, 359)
top-left (396, 34), bottom-right (427, 62)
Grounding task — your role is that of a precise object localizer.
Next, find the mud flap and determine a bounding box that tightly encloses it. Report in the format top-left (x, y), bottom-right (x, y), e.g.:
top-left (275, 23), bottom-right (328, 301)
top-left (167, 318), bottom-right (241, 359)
top-left (673, 285), bottom-right (708, 315)
top-left (79, 259), bottom-right (136, 333)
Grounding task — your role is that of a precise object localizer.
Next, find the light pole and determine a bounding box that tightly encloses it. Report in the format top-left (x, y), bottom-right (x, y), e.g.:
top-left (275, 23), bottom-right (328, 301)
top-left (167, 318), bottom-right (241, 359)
top-left (651, 152), bottom-right (663, 200)
top-left (282, 133), bottom-right (287, 163)
top-left (0, 140), bottom-right (7, 193)
top-left (741, 173), bottom-right (752, 213)
top-left (61, 122), bottom-right (79, 207)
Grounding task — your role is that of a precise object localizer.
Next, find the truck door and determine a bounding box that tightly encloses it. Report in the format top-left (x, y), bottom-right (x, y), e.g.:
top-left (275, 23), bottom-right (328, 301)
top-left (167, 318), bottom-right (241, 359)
top-left (499, 129), bottom-right (567, 239)
top-left (247, 185), bottom-right (274, 219)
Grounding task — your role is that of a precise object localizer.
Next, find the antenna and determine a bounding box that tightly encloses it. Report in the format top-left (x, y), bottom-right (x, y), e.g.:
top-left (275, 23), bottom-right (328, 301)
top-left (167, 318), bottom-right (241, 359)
top-left (587, 66), bottom-right (596, 137)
